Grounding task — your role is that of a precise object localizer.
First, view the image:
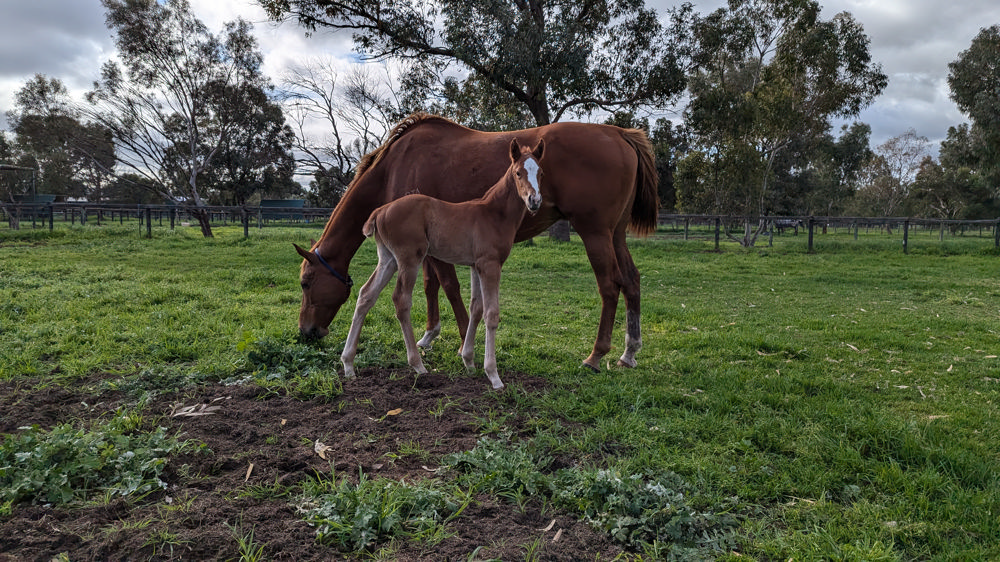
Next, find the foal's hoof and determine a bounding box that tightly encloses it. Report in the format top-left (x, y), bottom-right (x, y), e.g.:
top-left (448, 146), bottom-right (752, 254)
top-left (616, 358), bottom-right (637, 368)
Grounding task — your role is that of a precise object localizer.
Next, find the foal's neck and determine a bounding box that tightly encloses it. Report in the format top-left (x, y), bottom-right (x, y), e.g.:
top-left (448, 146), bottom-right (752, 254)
top-left (478, 170), bottom-right (527, 226)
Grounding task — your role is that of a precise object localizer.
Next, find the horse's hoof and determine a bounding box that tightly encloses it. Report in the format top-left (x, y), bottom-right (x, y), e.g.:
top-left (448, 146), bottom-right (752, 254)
top-left (616, 358), bottom-right (637, 368)
top-left (582, 361), bottom-right (600, 373)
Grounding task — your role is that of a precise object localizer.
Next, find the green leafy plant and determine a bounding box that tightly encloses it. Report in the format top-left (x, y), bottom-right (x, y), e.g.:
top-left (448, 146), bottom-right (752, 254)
top-left (444, 438), bottom-right (737, 556)
top-left (237, 334), bottom-right (342, 401)
top-left (298, 469), bottom-right (467, 552)
top-left (0, 410), bottom-right (201, 506)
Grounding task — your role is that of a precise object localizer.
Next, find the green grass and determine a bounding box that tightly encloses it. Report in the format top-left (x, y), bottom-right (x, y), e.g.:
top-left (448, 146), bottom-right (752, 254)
top-left (2, 224), bottom-right (999, 559)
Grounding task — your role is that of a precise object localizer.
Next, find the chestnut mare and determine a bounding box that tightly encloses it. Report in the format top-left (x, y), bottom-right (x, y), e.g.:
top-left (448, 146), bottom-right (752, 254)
top-left (341, 139), bottom-right (545, 389)
top-left (295, 113), bottom-right (658, 371)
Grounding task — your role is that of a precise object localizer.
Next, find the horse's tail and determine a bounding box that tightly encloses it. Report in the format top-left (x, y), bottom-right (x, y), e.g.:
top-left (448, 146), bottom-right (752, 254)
top-left (620, 128), bottom-right (659, 237)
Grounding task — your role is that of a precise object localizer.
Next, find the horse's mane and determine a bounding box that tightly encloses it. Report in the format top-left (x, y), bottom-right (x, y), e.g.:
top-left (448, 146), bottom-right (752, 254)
top-left (353, 112), bottom-right (455, 183)
top-left (316, 112), bottom-right (458, 245)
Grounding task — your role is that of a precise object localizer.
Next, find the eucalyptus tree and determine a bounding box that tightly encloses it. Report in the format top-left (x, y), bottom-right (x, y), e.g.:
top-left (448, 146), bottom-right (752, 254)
top-left (259, 0), bottom-right (695, 127)
top-left (679, 0), bottom-right (886, 245)
top-left (851, 129), bottom-right (930, 217)
top-left (86, 0), bottom-right (276, 236)
top-left (948, 25), bottom-right (1000, 196)
top-left (7, 75), bottom-right (116, 200)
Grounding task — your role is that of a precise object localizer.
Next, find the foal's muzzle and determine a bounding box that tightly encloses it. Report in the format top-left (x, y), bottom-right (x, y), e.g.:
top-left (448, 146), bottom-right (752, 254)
top-left (527, 195), bottom-right (542, 213)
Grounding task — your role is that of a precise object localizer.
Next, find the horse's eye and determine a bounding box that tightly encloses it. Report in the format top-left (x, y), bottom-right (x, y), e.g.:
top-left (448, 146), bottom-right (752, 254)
top-left (301, 282), bottom-right (310, 290)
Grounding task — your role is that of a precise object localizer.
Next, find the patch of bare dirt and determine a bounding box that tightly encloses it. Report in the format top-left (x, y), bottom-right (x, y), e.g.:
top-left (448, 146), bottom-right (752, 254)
top-left (0, 369), bottom-right (624, 561)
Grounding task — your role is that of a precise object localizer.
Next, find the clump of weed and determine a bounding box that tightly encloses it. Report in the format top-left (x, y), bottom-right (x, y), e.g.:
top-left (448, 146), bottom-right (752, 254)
top-left (234, 333), bottom-right (342, 401)
top-left (298, 469), bottom-right (466, 552)
top-left (0, 409), bottom-right (203, 507)
top-left (443, 437), bottom-right (738, 557)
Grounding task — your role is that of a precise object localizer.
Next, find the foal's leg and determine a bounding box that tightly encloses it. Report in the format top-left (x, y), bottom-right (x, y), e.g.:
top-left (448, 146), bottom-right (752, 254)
top-left (478, 263), bottom-right (505, 390)
top-left (613, 231), bottom-right (643, 367)
top-left (392, 259), bottom-right (428, 375)
top-left (418, 258), bottom-right (470, 348)
top-left (417, 261), bottom-right (442, 349)
top-left (574, 227), bottom-right (624, 372)
top-left (342, 243), bottom-right (398, 378)
top-left (460, 267), bottom-right (483, 371)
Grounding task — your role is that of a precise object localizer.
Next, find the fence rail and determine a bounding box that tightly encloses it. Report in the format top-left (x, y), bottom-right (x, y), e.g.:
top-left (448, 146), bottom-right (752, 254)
top-left (0, 202), bottom-right (335, 237)
top-left (655, 213), bottom-right (1000, 253)
top-left (2, 202), bottom-right (998, 253)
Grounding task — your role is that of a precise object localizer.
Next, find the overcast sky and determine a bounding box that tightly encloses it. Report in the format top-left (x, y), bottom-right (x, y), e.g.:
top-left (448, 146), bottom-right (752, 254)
top-left (1, 0), bottom-right (997, 151)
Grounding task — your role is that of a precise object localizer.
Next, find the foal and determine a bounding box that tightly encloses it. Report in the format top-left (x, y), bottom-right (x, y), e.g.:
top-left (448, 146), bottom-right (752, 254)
top-left (341, 138), bottom-right (545, 390)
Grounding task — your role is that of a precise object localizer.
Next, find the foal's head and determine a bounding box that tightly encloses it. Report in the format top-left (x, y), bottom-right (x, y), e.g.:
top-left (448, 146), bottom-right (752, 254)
top-left (509, 138), bottom-right (544, 214)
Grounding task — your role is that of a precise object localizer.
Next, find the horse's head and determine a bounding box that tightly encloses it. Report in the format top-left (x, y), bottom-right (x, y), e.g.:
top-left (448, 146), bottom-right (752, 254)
top-left (509, 138), bottom-right (544, 214)
top-left (294, 242), bottom-right (354, 339)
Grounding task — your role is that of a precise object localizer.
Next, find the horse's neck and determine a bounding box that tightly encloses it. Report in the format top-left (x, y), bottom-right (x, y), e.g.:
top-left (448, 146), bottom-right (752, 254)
top-left (315, 175), bottom-right (384, 263)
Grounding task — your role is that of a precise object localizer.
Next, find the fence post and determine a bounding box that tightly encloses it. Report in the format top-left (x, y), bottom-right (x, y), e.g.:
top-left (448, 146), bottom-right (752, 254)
top-left (145, 207), bottom-right (152, 238)
top-left (995, 219), bottom-right (1000, 248)
top-left (807, 217), bottom-right (815, 253)
top-left (242, 208), bottom-right (250, 238)
top-left (683, 218), bottom-right (689, 241)
top-left (48, 204), bottom-right (54, 231)
top-left (903, 218), bottom-right (909, 254)
top-left (714, 216), bottom-right (721, 251)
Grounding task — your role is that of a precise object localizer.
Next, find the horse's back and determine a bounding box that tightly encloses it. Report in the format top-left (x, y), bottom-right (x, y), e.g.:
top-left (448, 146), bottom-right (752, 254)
top-left (368, 115), bottom-right (655, 236)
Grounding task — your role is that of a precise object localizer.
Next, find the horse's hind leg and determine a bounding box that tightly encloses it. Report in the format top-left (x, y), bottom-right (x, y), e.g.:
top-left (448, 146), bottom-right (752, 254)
top-left (575, 228), bottom-right (623, 372)
top-left (342, 243), bottom-right (398, 378)
top-left (392, 259), bottom-right (428, 375)
top-left (613, 234), bottom-right (642, 368)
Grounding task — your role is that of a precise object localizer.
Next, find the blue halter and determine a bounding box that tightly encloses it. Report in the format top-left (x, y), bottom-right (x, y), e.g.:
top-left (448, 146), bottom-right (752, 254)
top-left (313, 249), bottom-right (354, 288)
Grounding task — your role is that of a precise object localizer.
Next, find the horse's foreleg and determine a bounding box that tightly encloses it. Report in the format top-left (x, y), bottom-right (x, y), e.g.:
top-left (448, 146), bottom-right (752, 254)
top-left (460, 268), bottom-right (483, 372)
top-left (392, 262), bottom-right (428, 375)
top-left (417, 261), bottom-right (442, 349)
top-left (479, 264), bottom-right (504, 390)
top-left (614, 236), bottom-right (642, 368)
top-left (342, 245), bottom-right (398, 378)
top-left (576, 230), bottom-right (623, 372)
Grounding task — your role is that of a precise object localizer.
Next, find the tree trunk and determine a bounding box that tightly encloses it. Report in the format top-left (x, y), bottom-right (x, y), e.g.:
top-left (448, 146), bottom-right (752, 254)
top-left (191, 207), bottom-right (214, 237)
top-left (549, 219), bottom-right (571, 242)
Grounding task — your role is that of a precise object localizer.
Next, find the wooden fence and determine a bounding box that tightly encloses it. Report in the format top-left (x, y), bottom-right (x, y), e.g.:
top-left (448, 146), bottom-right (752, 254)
top-left (0, 202), bottom-right (334, 238)
top-left (2, 202), bottom-right (999, 253)
top-left (655, 214), bottom-right (1000, 253)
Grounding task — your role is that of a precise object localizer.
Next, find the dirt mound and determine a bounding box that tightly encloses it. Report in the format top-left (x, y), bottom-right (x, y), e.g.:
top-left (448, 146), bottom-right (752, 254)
top-left (0, 369), bottom-right (623, 560)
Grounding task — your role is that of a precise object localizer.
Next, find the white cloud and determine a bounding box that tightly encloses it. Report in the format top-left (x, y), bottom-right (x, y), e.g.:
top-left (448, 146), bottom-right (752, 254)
top-left (2, 0), bottom-right (996, 151)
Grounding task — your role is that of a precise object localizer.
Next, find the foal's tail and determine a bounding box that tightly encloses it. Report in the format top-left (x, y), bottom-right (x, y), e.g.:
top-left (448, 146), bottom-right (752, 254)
top-left (362, 208), bottom-right (382, 238)
top-left (620, 128), bottom-right (659, 237)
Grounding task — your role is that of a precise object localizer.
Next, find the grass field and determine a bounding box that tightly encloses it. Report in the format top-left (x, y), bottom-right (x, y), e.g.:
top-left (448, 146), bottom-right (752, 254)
top-left (1, 223), bottom-right (999, 560)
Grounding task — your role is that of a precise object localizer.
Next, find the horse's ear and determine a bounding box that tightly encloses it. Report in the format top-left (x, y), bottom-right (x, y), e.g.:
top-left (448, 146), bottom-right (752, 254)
top-left (294, 243), bottom-right (314, 261)
top-left (532, 138), bottom-right (545, 161)
top-left (509, 138), bottom-right (521, 162)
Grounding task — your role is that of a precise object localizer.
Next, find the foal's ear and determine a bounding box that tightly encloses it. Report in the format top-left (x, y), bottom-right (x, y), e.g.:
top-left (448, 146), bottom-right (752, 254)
top-left (509, 138), bottom-right (522, 162)
top-left (293, 243), bottom-right (315, 261)
top-left (532, 138), bottom-right (545, 161)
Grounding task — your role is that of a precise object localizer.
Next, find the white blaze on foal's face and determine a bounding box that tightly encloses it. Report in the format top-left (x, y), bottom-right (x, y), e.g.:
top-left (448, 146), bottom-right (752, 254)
top-left (522, 156), bottom-right (542, 212)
